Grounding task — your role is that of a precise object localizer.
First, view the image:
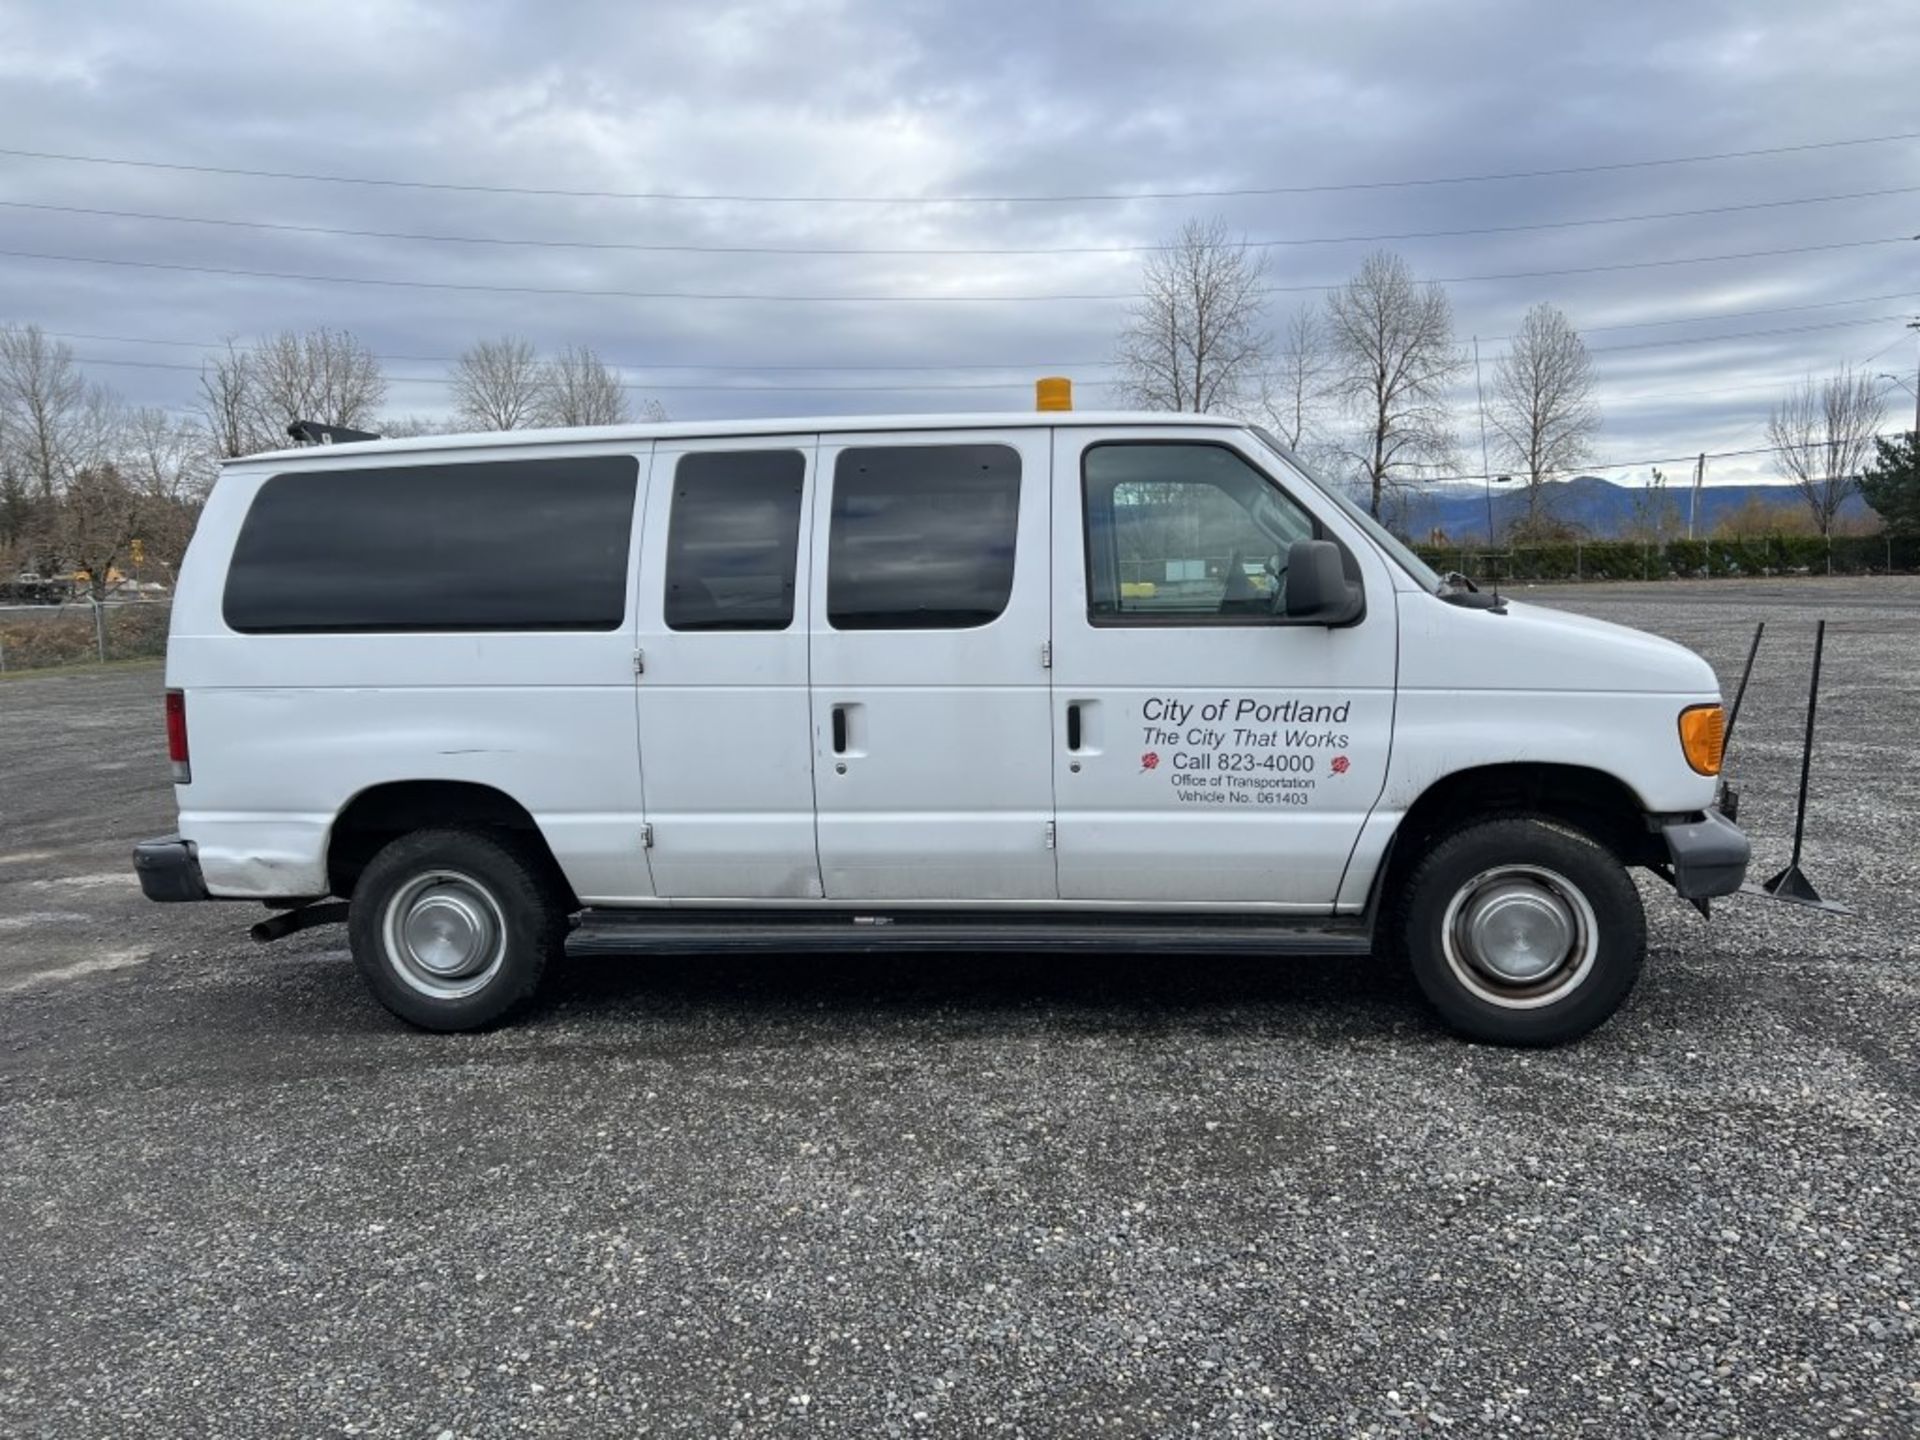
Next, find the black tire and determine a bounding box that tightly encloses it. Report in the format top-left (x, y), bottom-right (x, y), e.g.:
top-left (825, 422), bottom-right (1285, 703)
top-left (1394, 815), bottom-right (1644, 1047)
top-left (347, 827), bottom-right (565, 1031)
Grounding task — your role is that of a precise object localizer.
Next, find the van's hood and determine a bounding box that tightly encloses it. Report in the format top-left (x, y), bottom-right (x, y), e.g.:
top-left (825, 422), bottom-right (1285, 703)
top-left (1402, 592), bottom-right (1720, 695)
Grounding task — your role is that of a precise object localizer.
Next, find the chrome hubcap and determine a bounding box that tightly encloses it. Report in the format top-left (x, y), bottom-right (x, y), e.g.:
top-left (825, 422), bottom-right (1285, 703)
top-left (1441, 864), bottom-right (1597, 1009)
top-left (1462, 880), bottom-right (1575, 982)
top-left (381, 871), bottom-right (507, 1000)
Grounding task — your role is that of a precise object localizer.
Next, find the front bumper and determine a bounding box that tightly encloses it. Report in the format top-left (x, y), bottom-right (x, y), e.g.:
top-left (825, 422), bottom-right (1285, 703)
top-left (133, 835), bottom-right (209, 903)
top-left (1660, 806), bottom-right (1750, 900)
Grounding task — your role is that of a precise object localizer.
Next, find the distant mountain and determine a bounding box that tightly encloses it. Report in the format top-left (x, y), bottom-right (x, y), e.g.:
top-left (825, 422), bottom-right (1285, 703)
top-left (1390, 476), bottom-right (1876, 543)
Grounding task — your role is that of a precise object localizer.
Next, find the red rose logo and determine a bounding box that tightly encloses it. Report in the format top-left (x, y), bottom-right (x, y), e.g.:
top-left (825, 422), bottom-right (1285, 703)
top-left (1140, 751), bottom-right (1161, 771)
top-left (1330, 754), bottom-right (1351, 775)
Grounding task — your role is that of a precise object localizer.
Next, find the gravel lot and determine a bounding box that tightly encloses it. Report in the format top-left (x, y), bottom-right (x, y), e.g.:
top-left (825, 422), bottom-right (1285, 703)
top-left (2, 578), bottom-right (1916, 1438)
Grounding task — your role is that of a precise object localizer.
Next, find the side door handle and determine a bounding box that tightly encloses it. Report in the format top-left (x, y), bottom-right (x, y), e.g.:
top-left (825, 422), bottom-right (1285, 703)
top-left (1063, 700), bottom-right (1099, 766)
top-left (831, 704), bottom-right (849, 755)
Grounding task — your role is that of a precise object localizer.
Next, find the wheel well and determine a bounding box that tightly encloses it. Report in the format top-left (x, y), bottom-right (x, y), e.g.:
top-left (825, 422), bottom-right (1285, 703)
top-left (1380, 764), bottom-right (1663, 902)
top-left (326, 781), bottom-right (575, 906)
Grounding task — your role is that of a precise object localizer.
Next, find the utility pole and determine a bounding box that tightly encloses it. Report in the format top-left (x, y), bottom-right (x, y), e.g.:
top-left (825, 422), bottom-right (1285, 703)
top-left (1909, 318), bottom-right (1919, 437)
top-left (1473, 335), bottom-right (1496, 545)
top-left (1887, 320), bottom-right (1920, 439)
top-left (1688, 452), bottom-right (1706, 540)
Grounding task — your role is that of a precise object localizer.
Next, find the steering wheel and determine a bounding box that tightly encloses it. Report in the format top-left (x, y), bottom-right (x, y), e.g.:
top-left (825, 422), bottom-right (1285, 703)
top-left (1263, 550), bottom-right (1289, 612)
top-left (1219, 548), bottom-right (1262, 612)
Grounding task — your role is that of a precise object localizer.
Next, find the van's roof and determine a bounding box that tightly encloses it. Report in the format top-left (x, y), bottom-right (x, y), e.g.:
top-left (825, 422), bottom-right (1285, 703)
top-left (233, 410), bottom-right (1247, 466)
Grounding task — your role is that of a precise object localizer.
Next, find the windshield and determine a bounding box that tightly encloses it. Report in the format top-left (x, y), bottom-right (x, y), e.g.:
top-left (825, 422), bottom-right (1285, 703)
top-left (1249, 427), bottom-right (1445, 593)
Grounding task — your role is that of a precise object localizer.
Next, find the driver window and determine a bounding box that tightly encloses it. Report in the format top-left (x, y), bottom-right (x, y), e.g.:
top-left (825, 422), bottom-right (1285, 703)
top-left (1083, 442), bottom-right (1317, 622)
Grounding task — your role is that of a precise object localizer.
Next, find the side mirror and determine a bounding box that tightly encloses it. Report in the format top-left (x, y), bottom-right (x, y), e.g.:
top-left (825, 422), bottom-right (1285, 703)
top-left (1282, 539), bottom-right (1364, 625)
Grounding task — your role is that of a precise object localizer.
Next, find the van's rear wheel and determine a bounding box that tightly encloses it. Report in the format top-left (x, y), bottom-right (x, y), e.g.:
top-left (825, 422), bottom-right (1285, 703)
top-left (1396, 816), bottom-right (1644, 1046)
top-left (348, 828), bottom-right (563, 1031)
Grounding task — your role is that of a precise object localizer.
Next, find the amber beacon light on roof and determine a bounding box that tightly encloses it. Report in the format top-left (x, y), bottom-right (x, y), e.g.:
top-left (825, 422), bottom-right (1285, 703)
top-left (1035, 377), bottom-right (1072, 411)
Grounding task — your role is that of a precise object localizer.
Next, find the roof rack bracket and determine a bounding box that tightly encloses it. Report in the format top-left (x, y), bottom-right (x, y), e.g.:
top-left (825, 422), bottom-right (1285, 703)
top-left (286, 420), bottom-right (381, 446)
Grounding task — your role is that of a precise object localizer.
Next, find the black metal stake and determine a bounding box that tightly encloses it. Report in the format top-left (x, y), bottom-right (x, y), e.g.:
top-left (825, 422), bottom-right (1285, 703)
top-left (1722, 621), bottom-right (1764, 754)
top-left (1760, 619), bottom-right (1834, 907)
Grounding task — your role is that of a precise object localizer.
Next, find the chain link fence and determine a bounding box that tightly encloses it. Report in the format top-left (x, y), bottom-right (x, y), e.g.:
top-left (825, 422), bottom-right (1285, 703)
top-left (0, 600), bottom-right (172, 674)
top-left (1414, 533), bottom-right (1920, 585)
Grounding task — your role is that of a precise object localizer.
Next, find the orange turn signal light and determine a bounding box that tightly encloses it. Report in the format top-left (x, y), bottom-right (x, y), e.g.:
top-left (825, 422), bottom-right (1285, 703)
top-left (1679, 704), bottom-right (1725, 776)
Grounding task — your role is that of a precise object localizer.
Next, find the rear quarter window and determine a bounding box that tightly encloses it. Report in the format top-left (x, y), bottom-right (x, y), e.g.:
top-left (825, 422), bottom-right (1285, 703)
top-left (222, 456), bottom-right (639, 633)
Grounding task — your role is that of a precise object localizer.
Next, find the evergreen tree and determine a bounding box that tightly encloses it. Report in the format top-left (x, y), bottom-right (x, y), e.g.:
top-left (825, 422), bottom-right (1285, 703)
top-left (1859, 432), bottom-right (1920, 535)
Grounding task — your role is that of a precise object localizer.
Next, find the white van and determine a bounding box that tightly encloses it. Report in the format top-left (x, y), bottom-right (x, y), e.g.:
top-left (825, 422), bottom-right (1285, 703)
top-left (134, 397), bottom-right (1748, 1045)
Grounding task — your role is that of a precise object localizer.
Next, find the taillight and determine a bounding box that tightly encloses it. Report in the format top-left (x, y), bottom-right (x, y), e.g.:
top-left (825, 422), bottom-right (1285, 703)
top-left (164, 689), bottom-right (191, 784)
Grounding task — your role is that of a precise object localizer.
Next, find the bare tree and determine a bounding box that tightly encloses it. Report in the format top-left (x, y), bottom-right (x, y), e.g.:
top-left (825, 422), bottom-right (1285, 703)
top-left (59, 463), bottom-right (145, 601)
top-left (1258, 305), bottom-right (1330, 452)
top-left (1767, 367), bottom-right (1886, 535)
top-left (1116, 217), bottom-right (1271, 413)
top-left (0, 323), bottom-right (110, 498)
top-left (250, 329), bottom-right (385, 439)
top-left (112, 405), bottom-right (214, 573)
top-left (1325, 250), bottom-right (1464, 520)
top-left (199, 339), bottom-right (270, 459)
top-left (0, 325), bottom-right (122, 574)
top-left (121, 407), bottom-right (214, 506)
top-left (452, 336), bottom-right (543, 431)
top-left (199, 330), bottom-right (385, 455)
top-left (537, 344), bottom-right (634, 427)
top-left (0, 450), bottom-right (33, 563)
top-left (1623, 466), bottom-right (1684, 544)
top-left (1488, 303), bottom-right (1599, 537)
top-left (374, 414), bottom-right (455, 439)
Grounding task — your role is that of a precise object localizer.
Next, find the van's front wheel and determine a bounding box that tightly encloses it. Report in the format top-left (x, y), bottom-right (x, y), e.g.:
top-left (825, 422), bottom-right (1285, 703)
top-left (348, 828), bottom-right (563, 1031)
top-left (1397, 816), bottom-right (1644, 1046)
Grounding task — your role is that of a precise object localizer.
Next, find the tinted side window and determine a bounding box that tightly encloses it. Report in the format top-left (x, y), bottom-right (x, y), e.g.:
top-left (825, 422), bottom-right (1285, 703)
top-left (223, 456), bottom-right (637, 633)
top-left (663, 450), bottom-right (806, 631)
top-left (827, 444), bottom-right (1020, 630)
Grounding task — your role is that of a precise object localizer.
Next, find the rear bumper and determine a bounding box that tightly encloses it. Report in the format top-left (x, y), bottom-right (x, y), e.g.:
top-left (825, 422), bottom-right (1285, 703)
top-left (1660, 807), bottom-right (1750, 900)
top-left (132, 835), bottom-right (209, 903)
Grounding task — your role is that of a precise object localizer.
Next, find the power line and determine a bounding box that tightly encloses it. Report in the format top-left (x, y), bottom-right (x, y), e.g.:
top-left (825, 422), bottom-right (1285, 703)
top-left (1573, 290), bottom-right (1920, 336)
top-left (1859, 328), bottom-right (1920, 367)
top-left (40, 331), bottom-right (1114, 372)
top-left (1260, 237), bottom-right (1914, 296)
top-left (2, 184), bottom-right (1914, 257)
top-left (1, 235), bottom-right (1908, 304)
top-left (7, 247), bottom-right (1130, 301)
top-left (1589, 373), bottom-right (1873, 406)
top-left (62, 314), bottom-right (1905, 393)
top-left (74, 349), bottom-right (1902, 457)
top-left (1, 130), bottom-right (1913, 203)
top-left (61, 351), bottom-right (1053, 392)
top-left (1438, 434), bottom-right (1907, 484)
top-left (1585, 313), bottom-right (1906, 354)
top-left (1436, 326), bottom-right (1913, 405)
top-left (34, 291), bottom-right (1919, 371)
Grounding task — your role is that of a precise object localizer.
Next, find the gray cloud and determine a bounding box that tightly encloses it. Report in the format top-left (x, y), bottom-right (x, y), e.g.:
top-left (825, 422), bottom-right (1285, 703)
top-left (0, 0), bottom-right (1914, 483)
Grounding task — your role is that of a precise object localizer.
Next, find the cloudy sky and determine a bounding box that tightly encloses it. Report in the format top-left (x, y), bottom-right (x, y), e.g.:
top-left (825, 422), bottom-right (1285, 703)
top-left (0, 0), bottom-right (1914, 485)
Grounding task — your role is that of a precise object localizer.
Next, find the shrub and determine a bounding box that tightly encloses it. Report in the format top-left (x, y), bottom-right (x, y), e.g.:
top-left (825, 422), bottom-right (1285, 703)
top-left (0, 602), bottom-right (170, 672)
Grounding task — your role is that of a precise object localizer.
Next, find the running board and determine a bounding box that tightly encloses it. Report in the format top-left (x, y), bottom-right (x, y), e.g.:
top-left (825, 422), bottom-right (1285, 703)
top-left (566, 909), bottom-right (1374, 959)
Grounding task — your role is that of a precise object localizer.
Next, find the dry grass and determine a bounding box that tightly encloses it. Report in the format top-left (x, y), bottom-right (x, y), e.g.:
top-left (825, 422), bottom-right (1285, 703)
top-left (0, 603), bottom-right (170, 673)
